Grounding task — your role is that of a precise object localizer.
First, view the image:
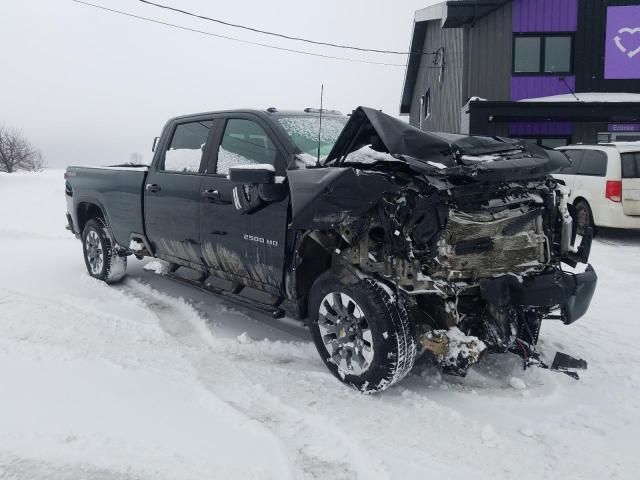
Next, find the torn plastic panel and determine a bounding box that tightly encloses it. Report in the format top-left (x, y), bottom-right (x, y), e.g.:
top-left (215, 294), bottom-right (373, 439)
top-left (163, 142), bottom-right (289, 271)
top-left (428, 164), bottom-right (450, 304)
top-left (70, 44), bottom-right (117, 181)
top-left (479, 265), bottom-right (597, 325)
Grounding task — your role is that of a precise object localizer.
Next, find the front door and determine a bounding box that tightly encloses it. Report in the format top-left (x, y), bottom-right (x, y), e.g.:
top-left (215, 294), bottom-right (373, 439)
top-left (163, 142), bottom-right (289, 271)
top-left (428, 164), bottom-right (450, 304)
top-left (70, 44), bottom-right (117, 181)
top-left (144, 118), bottom-right (215, 268)
top-left (200, 116), bottom-right (289, 293)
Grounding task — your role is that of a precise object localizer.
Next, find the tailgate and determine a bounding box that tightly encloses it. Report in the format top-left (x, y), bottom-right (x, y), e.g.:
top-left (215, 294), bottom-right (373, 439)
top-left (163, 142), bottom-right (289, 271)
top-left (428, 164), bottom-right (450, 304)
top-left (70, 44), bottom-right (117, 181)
top-left (622, 152), bottom-right (640, 216)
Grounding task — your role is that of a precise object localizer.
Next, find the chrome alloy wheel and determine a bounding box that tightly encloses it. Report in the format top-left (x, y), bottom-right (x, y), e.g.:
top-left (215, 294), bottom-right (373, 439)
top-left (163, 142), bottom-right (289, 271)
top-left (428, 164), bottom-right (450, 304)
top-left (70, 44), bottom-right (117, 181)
top-left (318, 292), bottom-right (374, 375)
top-left (85, 230), bottom-right (104, 275)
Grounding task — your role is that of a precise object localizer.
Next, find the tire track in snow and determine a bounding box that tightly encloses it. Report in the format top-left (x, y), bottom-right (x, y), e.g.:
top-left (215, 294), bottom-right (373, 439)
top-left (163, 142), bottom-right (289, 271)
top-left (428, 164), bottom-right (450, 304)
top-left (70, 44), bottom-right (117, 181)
top-left (124, 279), bottom-right (389, 480)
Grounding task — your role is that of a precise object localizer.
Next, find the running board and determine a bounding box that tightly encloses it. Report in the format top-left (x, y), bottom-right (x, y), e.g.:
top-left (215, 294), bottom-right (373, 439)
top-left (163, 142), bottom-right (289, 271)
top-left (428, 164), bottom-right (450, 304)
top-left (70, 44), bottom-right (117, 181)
top-left (165, 272), bottom-right (286, 319)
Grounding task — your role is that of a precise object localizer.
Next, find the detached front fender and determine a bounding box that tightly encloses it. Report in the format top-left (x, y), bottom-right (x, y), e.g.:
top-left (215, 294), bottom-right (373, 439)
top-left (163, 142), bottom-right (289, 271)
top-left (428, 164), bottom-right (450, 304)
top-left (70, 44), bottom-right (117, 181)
top-left (287, 167), bottom-right (400, 230)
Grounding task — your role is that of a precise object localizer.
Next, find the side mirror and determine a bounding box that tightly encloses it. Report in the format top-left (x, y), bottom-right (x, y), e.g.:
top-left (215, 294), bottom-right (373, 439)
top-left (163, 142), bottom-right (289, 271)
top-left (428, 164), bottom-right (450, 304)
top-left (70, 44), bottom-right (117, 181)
top-left (228, 165), bottom-right (287, 214)
top-left (228, 164), bottom-right (275, 184)
top-left (151, 136), bottom-right (160, 153)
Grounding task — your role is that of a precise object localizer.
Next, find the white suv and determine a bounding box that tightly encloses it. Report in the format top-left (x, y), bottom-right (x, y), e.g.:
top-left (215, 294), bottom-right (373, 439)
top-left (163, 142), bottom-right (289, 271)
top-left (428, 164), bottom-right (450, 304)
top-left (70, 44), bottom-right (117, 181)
top-left (554, 143), bottom-right (640, 232)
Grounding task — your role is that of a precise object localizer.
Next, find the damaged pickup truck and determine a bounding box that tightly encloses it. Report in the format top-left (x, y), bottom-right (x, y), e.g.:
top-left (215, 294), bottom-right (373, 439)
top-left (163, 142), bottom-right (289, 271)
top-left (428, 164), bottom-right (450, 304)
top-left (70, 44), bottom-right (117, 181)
top-left (65, 106), bottom-right (597, 392)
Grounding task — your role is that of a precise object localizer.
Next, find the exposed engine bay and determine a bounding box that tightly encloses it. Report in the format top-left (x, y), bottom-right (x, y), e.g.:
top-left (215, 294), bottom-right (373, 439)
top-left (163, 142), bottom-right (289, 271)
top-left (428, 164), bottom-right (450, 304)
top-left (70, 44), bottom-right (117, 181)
top-left (287, 107), bottom-right (597, 379)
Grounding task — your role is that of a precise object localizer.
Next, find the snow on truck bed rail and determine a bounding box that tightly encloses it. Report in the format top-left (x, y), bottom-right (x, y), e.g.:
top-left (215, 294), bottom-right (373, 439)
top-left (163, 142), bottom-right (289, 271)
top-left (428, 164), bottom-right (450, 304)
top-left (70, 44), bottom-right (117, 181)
top-left (69, 164), bottom-right (150, 171)
top-left (1, 170), bottom-right (640, 479)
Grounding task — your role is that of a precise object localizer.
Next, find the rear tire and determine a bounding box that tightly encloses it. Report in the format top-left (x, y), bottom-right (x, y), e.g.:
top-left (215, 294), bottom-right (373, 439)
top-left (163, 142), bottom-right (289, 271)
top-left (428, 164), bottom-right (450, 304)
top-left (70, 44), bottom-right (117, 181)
top-left (81, 218), bottom-right (127, 284)
top-left (308, 272), bottom-right (417, 393)
top-left (574, 200), bottom-right (594, 236)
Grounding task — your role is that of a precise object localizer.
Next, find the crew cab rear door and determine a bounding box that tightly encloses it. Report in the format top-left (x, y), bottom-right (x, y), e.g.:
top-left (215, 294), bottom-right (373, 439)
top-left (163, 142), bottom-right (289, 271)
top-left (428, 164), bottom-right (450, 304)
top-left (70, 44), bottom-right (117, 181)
top-left (144, 117), bottom-right (217, 267)
top-left (200, 114), bottom-right (289, 293)
top-left (621, 151), bottom-right (640, 216)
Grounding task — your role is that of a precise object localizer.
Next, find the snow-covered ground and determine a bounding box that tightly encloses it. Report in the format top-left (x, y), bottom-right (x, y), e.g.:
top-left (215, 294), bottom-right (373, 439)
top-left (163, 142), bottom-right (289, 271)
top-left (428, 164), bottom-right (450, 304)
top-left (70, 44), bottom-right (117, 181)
top-left (1, 170), bottom-right (639, 479)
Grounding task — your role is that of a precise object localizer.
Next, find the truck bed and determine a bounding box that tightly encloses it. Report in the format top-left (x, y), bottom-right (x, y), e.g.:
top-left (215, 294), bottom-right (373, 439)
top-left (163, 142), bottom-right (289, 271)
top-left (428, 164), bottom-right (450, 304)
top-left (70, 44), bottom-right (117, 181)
top-left (66, 165), bottom-right (148, 247)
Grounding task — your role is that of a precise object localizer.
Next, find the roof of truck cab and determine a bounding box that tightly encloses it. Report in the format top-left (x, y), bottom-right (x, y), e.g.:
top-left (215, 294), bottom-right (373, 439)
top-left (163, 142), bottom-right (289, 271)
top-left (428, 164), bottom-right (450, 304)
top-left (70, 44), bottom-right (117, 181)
top-left (166, 109), bottom-right (347, 123)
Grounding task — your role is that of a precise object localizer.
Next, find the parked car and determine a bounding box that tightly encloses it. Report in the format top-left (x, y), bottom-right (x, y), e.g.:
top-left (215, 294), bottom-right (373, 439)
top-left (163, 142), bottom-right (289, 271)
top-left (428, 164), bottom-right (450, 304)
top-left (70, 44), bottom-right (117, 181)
top-left (64, 107), bottom-right (596, 392)
top-left (554, 143), bottom-right (640, 232)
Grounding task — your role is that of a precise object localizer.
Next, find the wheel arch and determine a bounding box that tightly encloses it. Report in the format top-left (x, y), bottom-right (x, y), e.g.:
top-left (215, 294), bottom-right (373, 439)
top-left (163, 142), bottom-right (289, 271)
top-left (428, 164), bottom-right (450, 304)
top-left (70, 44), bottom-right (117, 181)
top-left (290, 230), bottom-right (341, 319)
top-left (76, 201), bottom-right (106, 234)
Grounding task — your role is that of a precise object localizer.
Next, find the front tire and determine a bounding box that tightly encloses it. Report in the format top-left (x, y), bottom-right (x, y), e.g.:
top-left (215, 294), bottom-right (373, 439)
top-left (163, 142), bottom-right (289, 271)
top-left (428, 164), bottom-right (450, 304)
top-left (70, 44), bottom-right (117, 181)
top-left (82, 218), bottom-right (127, 284)
top-left (574, 200), bottom-right (594, 236)
top-left (308, 272), bottom-right (417, 393)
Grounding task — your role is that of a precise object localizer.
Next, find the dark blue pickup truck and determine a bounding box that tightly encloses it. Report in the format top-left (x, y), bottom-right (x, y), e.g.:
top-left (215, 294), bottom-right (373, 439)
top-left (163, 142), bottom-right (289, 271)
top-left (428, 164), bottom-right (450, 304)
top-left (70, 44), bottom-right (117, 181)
top-left (65, 106), bottom-right (597, 392)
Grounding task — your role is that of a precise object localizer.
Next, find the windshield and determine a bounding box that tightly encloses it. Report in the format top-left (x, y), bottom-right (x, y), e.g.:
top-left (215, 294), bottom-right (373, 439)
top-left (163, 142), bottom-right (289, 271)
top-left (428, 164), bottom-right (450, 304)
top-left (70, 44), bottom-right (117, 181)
top-left (276, 115), bottom-right (348, 165)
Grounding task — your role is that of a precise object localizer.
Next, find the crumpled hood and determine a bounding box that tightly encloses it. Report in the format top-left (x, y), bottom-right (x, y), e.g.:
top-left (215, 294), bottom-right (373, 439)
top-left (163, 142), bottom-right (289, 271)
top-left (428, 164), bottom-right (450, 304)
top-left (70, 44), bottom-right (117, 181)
top-left (324, 106), bottom-right (569, 181)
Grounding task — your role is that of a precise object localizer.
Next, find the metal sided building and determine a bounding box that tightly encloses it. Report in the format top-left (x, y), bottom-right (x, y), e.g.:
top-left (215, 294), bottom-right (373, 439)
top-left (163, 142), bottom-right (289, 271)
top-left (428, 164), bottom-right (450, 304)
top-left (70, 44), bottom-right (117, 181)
top-left (400, 0), bottom-right (640, 147)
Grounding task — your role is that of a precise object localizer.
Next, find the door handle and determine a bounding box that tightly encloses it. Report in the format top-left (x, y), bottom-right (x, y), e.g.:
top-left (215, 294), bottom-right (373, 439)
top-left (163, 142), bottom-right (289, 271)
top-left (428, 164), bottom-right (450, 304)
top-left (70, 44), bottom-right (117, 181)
top-left (202, 189), bottom-right (220, 198)
top-left (145, 183), bottom-right (161, 193)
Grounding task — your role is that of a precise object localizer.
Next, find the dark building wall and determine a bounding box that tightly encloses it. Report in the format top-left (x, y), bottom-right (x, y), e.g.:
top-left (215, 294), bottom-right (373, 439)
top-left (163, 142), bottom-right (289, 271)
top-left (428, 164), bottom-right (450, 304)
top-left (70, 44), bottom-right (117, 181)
top-left (465, 2), bottom-right (513, 101)
top-left (575, 0), bottom-right (640, 92)
top-left (409, 21), bottom-right (465, 133)
top-left (409, 3), bottom-right (513, 130)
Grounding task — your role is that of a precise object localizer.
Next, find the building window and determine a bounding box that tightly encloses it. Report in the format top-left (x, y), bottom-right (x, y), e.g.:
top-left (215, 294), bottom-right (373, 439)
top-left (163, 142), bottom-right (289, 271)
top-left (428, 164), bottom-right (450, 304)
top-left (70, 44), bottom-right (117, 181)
top-left (419, 89), bottom-right (431, 129)
top-left (513, 35), bottom-right (573, 74)
top-left (425, 89), bottom-right (431, 120)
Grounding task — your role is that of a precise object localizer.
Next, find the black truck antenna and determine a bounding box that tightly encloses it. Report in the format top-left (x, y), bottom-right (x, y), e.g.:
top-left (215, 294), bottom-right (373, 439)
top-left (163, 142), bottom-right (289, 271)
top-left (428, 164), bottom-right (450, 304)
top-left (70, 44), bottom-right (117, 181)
top-left (316, 84), bottom-right (324, 166)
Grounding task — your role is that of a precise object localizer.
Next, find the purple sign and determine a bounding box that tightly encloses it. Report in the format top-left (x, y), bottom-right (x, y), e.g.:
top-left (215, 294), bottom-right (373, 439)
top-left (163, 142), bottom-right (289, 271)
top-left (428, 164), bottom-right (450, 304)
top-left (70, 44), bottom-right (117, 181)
top-left (608, 124), bottom-right (640, 133)
top-left (605, 6), bottom-right (640, 80)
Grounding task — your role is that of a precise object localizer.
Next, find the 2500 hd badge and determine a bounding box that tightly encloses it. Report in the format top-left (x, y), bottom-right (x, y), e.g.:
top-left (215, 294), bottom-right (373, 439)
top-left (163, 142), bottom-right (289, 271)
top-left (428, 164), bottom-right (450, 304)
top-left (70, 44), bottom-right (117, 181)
top-left (244, 234), bottom-right (278, 247)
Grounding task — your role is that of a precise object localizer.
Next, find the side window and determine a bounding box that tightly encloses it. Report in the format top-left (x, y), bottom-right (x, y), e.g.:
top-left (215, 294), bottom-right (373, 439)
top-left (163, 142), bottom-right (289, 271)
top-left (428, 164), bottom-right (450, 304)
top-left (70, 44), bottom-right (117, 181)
top-left (513, 35), bottom-right (573, 74)
top-left (163, 120), bottom-right (213, 173)
top-left (216, 119), bottom-right (277, 175)
top-left (577, 150), bottom-right (607, 177)
top-left (558, 150), bottom-right (583, 174)
top-left (622, 152), bottom-right (640, 179)
top-left (514, 36), bottom-right (541, 73)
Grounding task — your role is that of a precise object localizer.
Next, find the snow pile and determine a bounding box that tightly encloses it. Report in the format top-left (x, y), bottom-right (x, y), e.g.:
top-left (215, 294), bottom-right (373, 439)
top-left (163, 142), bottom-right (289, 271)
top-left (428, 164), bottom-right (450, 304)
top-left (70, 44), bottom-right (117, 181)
top-left (346, 145), bottom-right (398, 164)
top-left (1, 170), bottom-right (640, 479)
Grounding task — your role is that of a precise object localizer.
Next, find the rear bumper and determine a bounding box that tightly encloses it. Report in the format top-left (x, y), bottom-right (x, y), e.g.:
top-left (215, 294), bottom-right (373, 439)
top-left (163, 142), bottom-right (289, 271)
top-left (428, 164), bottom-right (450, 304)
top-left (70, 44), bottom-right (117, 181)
top-left (65, 213), bottom-right (80, 238)
top-left (479, 265), bottom-right (597, 325)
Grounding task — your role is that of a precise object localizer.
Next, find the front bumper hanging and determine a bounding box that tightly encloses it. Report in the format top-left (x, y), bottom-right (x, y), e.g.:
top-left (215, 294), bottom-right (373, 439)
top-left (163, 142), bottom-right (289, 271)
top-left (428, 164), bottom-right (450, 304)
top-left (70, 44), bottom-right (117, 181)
top-left (479, 265), bottom-right (598, 325)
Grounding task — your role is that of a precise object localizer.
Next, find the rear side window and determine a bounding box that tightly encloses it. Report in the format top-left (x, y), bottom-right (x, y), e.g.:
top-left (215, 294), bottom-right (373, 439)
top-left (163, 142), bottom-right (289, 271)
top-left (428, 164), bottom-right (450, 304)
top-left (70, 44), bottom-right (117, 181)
top-left (577, 150), bottom-right (607, 177)
top-left (163, 120), bottom-right (214, 173)
top-left (622, 152), bottom-right (640, 178)
top-left (557, 149), bottom-right (582, 174)
top-left (216, 119), bottom-right (277, 175)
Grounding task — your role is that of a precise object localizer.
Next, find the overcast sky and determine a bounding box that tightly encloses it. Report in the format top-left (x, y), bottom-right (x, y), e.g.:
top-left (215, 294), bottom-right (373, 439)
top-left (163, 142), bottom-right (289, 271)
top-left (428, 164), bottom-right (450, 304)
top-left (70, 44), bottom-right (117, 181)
top-left (0, 0), bottom-right (439, 167)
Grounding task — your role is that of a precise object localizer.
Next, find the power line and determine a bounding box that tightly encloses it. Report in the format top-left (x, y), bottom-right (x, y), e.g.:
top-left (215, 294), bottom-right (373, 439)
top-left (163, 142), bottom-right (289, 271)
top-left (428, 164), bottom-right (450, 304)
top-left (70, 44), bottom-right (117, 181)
top-left (136, 0), bottom-right (436, 56)
top-left (71, 0), bottom-right (407, 67)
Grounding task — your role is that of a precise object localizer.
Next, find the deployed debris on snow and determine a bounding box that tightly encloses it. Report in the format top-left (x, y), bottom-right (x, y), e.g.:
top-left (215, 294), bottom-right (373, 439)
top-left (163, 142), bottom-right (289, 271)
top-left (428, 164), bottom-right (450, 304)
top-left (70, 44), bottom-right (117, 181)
top-left (420, 327), bottom-right (487, 376)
